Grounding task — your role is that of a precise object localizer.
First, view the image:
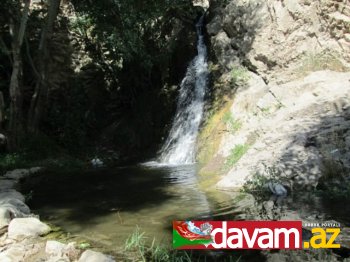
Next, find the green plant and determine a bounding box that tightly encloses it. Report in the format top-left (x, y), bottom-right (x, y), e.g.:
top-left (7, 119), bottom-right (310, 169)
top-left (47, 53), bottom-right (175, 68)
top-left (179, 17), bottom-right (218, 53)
top-left (225, 144), bottom-right (250, 169)
top-left (223, 112), bottom-right (242, 134)
top-left (0, 153), bottom-right (29, 173)
top-left (242, 165), bottom-right (283, 197)
top-left (297, 51), bottom-right (347, 76)
top-left (230, 66), bottom-right (250, 86)
top-left (124, 226), bottom-right (146, 251)
top-left (123, 227), bottom-right (242, 262)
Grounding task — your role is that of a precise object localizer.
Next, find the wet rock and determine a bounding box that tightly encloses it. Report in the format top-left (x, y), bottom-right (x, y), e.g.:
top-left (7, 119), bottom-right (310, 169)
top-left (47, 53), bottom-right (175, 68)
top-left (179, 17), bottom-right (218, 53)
top-left (0, 198), bottom-right (31, 217)
top-left (0, 190), bottom-right (25, 203)
top-left (4, 167), bottom-right (42, 180)
top-left (91, 158), bottom-right (104, 168)
top-left (8, 217), bottom-right (51, 240)
top-left (78, 250), bottom-right (115, 262)
top-left (267, 182), bottom-right (287, 196)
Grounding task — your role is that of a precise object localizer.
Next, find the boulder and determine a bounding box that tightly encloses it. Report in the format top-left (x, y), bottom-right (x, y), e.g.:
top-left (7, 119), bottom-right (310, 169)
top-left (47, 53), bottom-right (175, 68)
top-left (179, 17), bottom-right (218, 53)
top-left (0, 190), bottom-right (25, 203)
top-left (78, 250), bottom-right (115, 262)
top-left (45, 240), bottom-right (80, 260)
top-left (267, 182), bottom-right (287, 196)
top-left (0, 198), bottom-right (31, 217)
top-left (4, 167), bottom-right (42, 180)
top-left (8, 217), bottom-right (51, 240)
top-left (0, 207), bottom-right (13, 228)
top-left (45, 240), bottom-right (67, 256)
top-left (0, 179), bottom-right (16, 191)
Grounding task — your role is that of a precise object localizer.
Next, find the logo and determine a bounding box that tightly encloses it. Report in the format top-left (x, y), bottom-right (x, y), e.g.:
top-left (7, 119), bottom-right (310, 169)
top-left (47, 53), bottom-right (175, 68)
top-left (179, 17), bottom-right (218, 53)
top-left (173, 221), bottom-right (341, 250)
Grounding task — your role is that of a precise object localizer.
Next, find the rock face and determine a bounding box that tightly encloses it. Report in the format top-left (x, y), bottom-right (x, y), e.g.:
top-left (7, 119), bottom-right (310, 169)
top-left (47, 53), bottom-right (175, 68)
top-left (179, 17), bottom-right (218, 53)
top-left (212, 71), bottom-right (350, 190)
top-left (199, 0), bottom-right (350, 193)
top-left (207, 0), bottom-right (350, 83)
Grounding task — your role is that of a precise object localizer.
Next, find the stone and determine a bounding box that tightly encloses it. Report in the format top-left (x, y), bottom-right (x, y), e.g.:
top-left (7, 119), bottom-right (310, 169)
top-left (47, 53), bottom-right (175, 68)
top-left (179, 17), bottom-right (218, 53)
top-left (0, 179), bottom-right (16, 191)
top-left (45, 241), bottom-right (80, 261)
top-left (0, 254), bottom-right (11, 262)
top-left (4, 167), bottom-right (42, 180)
top-left (46, 240), bottom-right (67, 256)
top-left (78, 250), bottom-right (115, 262)
top-left (267, 182), bottom-right (288, 196)
top-left (0, 190), bottom-right (25, 203)
top-left (4, 169), bottom-right (31, 180)
top-left (0, 198), bottom-right (31, 217)
top-left (8, 217), bottom-right (51, 240)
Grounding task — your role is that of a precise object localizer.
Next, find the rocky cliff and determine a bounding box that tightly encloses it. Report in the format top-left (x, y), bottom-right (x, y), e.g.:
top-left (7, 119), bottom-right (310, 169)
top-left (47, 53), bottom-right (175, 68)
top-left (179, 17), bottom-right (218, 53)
top-left (198, 0), bottom-right (350, 194)
top-left (207, 0), bottom-right (350, 83)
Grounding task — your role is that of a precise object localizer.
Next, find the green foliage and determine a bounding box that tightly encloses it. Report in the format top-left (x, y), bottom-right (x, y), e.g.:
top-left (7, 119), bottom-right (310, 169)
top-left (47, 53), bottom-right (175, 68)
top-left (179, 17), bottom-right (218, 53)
top-left (230, 66), bottom-right (250, 86)
top-left (225, 144), bottom-right (250, 169)
top-left (223, 112), bottom-right (242, 134)
top-left (242, 165), bottom-right (283, 198)
top-left (242, 173), bottom-right (270, 197)
top-left (0, 153), bottom-right (29, 173)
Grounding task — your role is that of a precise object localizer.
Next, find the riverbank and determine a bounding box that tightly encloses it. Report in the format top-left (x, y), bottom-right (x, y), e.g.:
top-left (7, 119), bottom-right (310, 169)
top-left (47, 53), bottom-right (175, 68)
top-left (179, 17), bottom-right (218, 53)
top-left (0, 167), bottom-right (118, 261)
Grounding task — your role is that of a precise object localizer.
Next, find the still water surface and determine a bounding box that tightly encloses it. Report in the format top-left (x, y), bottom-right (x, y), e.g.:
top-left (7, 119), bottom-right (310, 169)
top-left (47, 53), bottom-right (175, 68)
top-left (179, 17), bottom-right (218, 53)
top-left (21, 164), bottom-right (350, 252)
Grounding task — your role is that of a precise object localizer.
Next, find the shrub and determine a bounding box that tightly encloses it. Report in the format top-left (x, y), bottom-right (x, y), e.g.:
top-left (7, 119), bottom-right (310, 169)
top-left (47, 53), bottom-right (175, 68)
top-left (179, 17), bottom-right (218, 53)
top-left (230, 66), bottom-right (250, 86)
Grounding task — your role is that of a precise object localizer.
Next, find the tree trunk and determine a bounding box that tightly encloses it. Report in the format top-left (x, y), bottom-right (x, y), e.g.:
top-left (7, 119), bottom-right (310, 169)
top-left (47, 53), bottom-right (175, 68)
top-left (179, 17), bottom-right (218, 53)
top-left (8, 0), bottom-right (31, 151)
top-left (28, 0), bottom-right (61, 134)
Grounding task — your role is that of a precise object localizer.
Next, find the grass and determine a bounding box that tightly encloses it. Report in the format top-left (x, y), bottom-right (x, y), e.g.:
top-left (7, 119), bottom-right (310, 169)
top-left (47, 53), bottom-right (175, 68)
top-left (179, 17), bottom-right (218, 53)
top-left (223, 112), bottom-right (242, 134)
top-left (124, 227), bottom-right (242, 262)
top-left (224, 144), bottom-right (250, 170)
top-left (297, 51), bottom-right (347, 76)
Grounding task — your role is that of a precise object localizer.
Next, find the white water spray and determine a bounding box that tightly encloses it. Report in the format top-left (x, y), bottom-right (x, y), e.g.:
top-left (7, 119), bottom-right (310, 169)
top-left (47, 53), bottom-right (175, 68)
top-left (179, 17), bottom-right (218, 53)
top-left (159, 16), bottom-right (208, 165)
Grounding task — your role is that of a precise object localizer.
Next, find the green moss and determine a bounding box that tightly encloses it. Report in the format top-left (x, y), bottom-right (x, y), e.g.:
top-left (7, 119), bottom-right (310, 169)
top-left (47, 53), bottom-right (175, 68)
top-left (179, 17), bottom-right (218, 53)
top-left (197, 101), bottom-right (232, 166)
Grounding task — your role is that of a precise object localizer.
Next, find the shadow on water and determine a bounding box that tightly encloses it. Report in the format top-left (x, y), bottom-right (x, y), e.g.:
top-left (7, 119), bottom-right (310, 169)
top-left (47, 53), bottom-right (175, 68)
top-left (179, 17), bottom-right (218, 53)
top-left (19, 164), bottom-right (218, 247)
top-left (21, 166), bottom-right (181, 223)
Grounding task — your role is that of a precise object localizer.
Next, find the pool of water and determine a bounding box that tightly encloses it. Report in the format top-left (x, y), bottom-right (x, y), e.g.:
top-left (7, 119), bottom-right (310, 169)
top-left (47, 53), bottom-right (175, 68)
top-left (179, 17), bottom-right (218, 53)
top-left (20, 164), bottom-right (237, 248)
top-left (20, 164), bottom-right (350, 255)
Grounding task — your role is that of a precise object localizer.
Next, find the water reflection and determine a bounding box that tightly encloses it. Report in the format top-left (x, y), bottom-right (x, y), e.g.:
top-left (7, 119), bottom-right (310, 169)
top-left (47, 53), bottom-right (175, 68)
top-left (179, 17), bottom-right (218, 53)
top-left (22, 164), bottom-right (214, 248)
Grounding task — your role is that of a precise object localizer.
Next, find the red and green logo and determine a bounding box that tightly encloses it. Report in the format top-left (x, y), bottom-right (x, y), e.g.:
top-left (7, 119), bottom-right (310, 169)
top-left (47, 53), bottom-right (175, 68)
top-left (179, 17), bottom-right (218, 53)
top-left (173, 221), bottom-right (213, 249)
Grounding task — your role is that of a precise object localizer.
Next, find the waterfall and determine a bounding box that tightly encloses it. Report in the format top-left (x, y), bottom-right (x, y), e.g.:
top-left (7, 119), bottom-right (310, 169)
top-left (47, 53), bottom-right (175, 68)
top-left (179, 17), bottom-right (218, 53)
top-left (159, 16), bottom-right (208, 165)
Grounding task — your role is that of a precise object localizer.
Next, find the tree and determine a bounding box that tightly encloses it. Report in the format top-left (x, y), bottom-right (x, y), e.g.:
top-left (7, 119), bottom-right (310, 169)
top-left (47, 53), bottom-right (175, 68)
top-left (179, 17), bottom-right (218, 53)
top-left (28, 0), bottom-right (61, 134)
top-left (8, 0), bottom-right (31, 151)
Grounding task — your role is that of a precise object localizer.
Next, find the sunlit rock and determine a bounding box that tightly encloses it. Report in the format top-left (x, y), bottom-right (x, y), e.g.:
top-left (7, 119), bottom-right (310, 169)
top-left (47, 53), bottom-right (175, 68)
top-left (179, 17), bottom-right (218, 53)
top-left (8, 217), bottom-right (51, 240)
top-left (78, 250), bottom-right (115, 262)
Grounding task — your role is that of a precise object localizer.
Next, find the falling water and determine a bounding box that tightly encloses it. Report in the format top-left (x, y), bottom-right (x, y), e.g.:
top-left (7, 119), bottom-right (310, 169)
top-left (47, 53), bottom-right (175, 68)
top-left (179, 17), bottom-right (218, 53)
top-left (159, 16), bottom-right (208, 165)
